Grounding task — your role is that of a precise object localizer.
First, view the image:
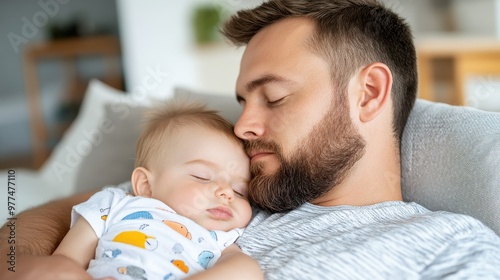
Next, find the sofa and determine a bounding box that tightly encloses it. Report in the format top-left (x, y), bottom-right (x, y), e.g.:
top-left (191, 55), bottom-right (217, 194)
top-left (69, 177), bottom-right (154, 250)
top-left (1, 79), bottom-right (499, 235)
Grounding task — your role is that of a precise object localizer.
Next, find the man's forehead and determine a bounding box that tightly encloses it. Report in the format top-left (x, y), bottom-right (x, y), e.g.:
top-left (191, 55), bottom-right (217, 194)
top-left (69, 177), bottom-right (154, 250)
top-left (236, 17), bottom-right (316, 93)
top-left (243, 17), bottom-right (315, 61)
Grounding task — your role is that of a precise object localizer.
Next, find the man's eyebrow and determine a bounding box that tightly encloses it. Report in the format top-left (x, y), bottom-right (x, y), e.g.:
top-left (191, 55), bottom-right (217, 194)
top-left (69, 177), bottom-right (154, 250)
top-left (236, 74), bottom-right (295, 102)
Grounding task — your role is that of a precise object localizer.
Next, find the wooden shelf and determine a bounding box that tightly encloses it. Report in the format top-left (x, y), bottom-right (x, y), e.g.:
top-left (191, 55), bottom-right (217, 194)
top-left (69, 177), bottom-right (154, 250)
top-left (23, 35), bottom-right (123, 169)
top-left (416, 35), bottom-right (500, 106)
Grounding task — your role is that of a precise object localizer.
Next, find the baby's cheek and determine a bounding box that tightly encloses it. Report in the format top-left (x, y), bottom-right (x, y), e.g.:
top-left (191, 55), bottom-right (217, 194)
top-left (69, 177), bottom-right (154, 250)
top-left (174, 190), bottom-right (211, 217)
top-left (193, 192), bottom-right (212, 208)
top-left (237, 200), bottom-right (253, 227)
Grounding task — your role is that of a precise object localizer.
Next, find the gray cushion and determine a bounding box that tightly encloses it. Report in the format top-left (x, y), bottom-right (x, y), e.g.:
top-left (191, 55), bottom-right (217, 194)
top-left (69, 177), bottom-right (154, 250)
top-left (402, 100), bottom-right (500, 234)
top-left (74, 104), bottom-right (148, 191)
top-left (174, 88), bottom-right (242, 124)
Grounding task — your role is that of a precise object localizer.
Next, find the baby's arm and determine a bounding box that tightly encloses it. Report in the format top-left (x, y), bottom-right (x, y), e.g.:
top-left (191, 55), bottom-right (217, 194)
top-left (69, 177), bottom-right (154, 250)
top-left (52, 217), bottom-right (98, 268)
top-left (185, 244), bottom-right (263, 280)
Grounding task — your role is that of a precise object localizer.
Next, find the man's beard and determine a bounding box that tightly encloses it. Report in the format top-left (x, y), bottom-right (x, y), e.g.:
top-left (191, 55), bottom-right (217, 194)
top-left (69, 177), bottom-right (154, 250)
top-left (245, 97), bottom-right (366, 213)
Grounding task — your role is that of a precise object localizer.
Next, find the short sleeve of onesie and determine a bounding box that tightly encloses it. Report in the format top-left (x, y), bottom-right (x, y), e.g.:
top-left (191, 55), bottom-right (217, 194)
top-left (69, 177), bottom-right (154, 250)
top-left (72, 187), bottom-right (128, 237)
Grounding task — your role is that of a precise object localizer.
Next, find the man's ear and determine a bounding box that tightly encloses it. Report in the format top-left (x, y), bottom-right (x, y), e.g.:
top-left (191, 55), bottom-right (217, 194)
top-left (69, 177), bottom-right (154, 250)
top-left (131, 167), bottom-right (153, 197)
top-left (357, 62), bottom-right (392, 123)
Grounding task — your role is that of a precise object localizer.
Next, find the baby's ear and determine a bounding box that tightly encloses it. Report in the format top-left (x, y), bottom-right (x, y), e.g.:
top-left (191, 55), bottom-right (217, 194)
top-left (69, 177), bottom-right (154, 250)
top-left (131, 167), bottom-right (153, 197)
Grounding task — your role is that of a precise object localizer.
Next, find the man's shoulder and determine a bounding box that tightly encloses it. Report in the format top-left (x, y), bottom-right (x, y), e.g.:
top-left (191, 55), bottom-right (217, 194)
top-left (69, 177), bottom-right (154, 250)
top-left (249, 201), bottom-right (496, 238)
top-left (412, 207), bottom-right (499, 241)
top-left (240, 202), bottom-right (500, 279)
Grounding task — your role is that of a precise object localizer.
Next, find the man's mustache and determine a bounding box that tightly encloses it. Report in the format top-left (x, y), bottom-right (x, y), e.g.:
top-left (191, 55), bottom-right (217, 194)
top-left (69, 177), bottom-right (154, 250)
top-left (244, 139), bottom-right (281, 156)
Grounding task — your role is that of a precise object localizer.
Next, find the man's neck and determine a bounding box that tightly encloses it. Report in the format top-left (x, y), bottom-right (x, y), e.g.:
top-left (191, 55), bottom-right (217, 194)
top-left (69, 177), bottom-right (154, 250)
top-left (312, 139), bottom-right (402, 207)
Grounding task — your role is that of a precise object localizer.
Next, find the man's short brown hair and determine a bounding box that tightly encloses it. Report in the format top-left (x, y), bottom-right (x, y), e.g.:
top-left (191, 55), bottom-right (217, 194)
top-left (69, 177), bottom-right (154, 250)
top-left (222, 0), bottom-right (417, 141)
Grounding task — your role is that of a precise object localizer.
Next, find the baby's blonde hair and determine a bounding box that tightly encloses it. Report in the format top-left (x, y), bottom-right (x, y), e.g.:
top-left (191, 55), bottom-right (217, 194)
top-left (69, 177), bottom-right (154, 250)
top-left (135, 100), bottom-right (241, 172)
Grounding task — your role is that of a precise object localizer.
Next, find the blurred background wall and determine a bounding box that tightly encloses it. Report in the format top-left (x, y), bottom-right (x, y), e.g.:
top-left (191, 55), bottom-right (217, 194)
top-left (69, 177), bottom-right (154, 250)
top-left (0, 0), bottom-right (120, 168)
top-left (1, 0), bottom-right (500, 169)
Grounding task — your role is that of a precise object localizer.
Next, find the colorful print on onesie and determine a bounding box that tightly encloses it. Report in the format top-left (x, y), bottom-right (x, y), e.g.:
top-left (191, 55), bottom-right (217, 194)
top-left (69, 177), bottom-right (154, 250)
top-left (71, 187), bottom-right (243, 280)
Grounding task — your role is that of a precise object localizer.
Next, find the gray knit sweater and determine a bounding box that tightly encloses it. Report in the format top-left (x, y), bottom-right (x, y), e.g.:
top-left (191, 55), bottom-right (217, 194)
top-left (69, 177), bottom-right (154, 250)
top-left (236, 201), bottom-right (500, 279)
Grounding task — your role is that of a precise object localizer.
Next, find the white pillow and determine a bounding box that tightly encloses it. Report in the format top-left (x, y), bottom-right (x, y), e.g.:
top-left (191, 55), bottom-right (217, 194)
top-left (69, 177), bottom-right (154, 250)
top-left (39, 79), bottom-right (150, 196)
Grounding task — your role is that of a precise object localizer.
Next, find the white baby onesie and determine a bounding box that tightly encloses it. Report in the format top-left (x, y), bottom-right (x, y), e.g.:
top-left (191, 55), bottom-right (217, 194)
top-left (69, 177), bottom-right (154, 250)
top-left (72, 187), bottom-right (243, 280)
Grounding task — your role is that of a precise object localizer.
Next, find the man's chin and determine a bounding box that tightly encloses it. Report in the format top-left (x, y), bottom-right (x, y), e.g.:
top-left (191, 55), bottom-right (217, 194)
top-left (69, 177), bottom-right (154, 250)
top-left (251, 158), bottom-right (280, 176)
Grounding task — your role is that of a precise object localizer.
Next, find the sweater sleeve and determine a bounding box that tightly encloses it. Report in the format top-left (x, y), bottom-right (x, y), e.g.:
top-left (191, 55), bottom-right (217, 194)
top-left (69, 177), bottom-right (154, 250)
top-left (420, 228), bottom-right (500, 279)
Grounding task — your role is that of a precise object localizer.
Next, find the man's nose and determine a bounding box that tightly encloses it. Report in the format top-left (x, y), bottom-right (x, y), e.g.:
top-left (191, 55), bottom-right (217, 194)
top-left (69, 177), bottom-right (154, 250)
top-left (234, 105), bottom-right (265, 140)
